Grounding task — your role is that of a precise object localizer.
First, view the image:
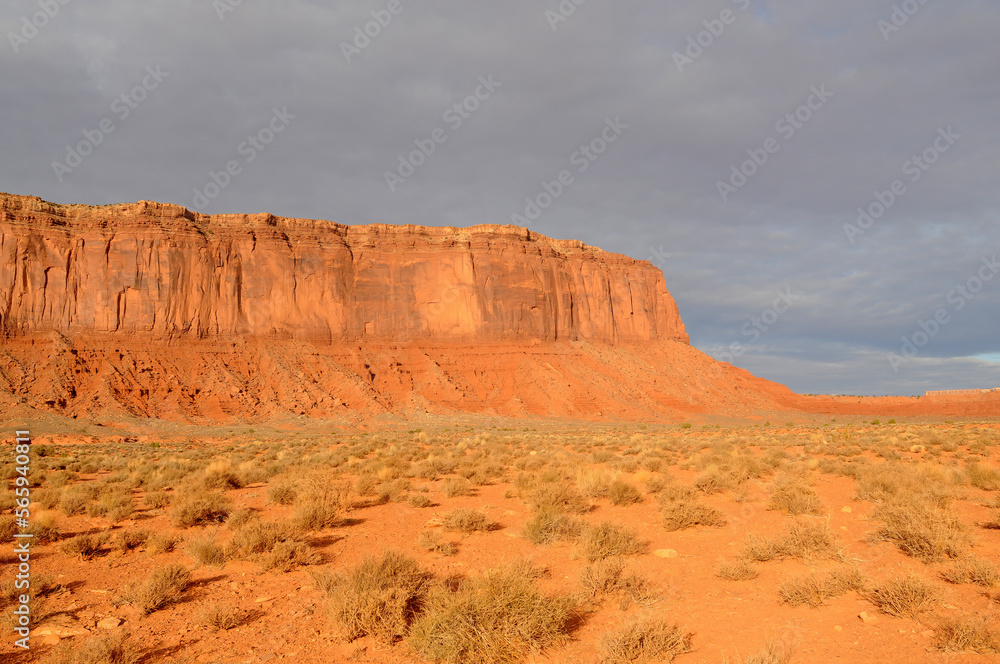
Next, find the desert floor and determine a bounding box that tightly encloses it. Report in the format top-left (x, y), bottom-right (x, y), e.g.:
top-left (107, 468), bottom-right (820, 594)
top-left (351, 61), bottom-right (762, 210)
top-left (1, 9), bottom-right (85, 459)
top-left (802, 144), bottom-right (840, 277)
top-left (4, 414), bottom-right (1000, 663)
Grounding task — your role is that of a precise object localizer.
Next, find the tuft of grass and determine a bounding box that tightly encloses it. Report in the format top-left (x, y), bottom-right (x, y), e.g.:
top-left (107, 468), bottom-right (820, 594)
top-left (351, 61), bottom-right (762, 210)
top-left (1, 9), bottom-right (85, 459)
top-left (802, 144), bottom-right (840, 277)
top-left (148, 532), bottom-right (178, 554)
top-left (865, 574), bottom-right (938, 618)
top-left (225, 519), bottom-right (318, 570)
top-left (523, 506), bottom-right (584, 545)
top-left (171, 492), bottom-right (232, 528)
top-left (62, 532), bottom-right (109, 560)
top-left (120, 564), bottom-right (190, 615)
top-left (410, 561), bottom-right (574, 664)
top-left (941, 556), bottom-right (1000, 588)
top-left (723, 639), bottom-right (796, 664)
top-left (199, 603), bottom-right (248, 631)
top-left (598, 618), bottom-right (692, 664)
top-left (742, 520), bottom-right (838, 563)
top-left (580, 558), bottom-right (653, 610)
top-left (716, 559), bottom-right (759, 581)
top-left (418, 530), bottom-right (458, 556)
top-left (324, 551), bottom-right (431, 643)
top-left (292, 498), bottom-right (339, 531)
top-left (778, 568), bottom-right (867, 607)
top-left (935, 616), bottom-right (1000, 653)
top-left (443, 477), bottom-right (473, 498)
top-left (661, 500), bottom-right (726, 531)
top-left (768, 476), bottom-right (823, 516)
top-left (608, 480), bottom-right (644, 506)
top-left (579, 522), bottom-right (645, 562)
top-left (525, 482), bottom-right (591, 514)
top-left (442, 509), bottom-right (500, 534)
top-left (113, 529), bottom-right (149, 553)
top-left (870, 499), bottom-right (970, 562)
top-left (186, 533), bottom-right (227, 566)
top-left (48, 630), bottom-right (142, 664)
top-left (267, 480), bottom-right (298, 505)
top-left (408, 494), bottom-right (433, 508)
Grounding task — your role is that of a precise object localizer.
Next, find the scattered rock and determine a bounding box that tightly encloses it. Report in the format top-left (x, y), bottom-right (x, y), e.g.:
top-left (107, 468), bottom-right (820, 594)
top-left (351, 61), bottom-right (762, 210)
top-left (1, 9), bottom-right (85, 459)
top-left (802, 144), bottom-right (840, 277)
top-left (255, 596), bottom-right (274, 604)
top-left (841, 506), bottom-right (852, 513)
top-left (834, 625), bottom-right (842, 632)
top-left (859, 612), bottom-right (877, 624)
top-left (97, 617), bottom-right (122, 630)
top-left (654, 549), bottom-right (679, 559)
top-left (40, 634), bottom-right (61, 646)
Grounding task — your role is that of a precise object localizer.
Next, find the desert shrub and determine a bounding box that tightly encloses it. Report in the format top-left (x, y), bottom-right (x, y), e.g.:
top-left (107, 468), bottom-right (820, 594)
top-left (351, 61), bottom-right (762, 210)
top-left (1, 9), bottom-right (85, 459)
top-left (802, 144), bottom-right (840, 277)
top-left (523, 506), bottom-right (585, 545)
top-left (577, 469), bottom-right (616, 498)
top-left (525, 482), bottom-right (591, 514)
top-left (0, 516), bottom-right (17, 541)
top-left (47, 630), bottom-right (142, 664)
top-left (866, 574), bottom-right (938, 618)
top-left (608, 481), bottom-right (644, 506)
top-left (742, 520), bottom-right (838, 562)
top-left (579, 522), bottom-right (645, 562)
top-left (661, 500), bottom-right (726, 531)
top-left (199, 603), bottom-right (247, 631)
top-left (267, 480), bottom-right (298, 505)
top-left (62, 532), bottom-right (109, 560)
top-left (598, 618), bottom-right (691, 664)
top-left (120, 564), bottom-right (190, 615)
top-left (36, 488), bottom-right (62, 509)
top-left (716, 559), bottom-right (759, 581)
top-left (225, 507), bottom-right (257, 530)
top-left (408, 494), bottom-right (433, 508)
top-left (580, 558), bottom-right (652, 609)
top-left (113, 529), bottom-right (149, 552)
top-left (442, 509), bottom-right (499, 534)
top-left (186, 533), bottom-right (227, 566)
top-left (768, 476), bottom-right (823, 516)
top-left (292, 498), bottom-right (338, 531)
top-left (141, 491), bottom-right (169, 509)
top-left (941, 556), bottom-right (1000, 587)
top-left (723, 639), bottom-right (795, 664)
top-left (870, 499), bottom-right (970, 562)
top-left (965, 462), bottom-right (1000, 491)
top-left (442, 477), bottom-right (473, 498)
top-left (693, 467), bottom-right (735, 495)
top-left (410, 561), bottom-right (574, 664)
top-left (935, 617), bottom-right (1000, 653)
top-left (202, 461), bottom-right (243, 490)
top-left (324, 551), bottom-right (431, 643)
top-left (778, 567), bottom-right (867, 607)
top-left (26, 510), bottom-right (61, 542)
top-left (418, 530), bottom-right (458, 556)
top-left (148, 532), bottom-right (178, 554)
top-left (171, 492), bottom-right (231, 528)
top-left (261, 539), bottom-right (322, 572)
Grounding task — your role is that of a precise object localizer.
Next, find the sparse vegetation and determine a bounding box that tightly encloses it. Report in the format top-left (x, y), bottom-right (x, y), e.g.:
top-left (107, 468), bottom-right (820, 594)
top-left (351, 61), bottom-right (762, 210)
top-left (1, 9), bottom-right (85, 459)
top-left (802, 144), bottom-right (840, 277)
top-left (598, 618), bottom-right (691, 664)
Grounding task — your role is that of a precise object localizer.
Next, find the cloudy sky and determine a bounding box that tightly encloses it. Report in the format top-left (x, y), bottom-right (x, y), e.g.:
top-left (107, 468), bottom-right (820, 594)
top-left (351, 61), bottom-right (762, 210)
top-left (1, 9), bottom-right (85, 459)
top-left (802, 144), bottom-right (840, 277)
top-left (2, 0), bottom-right (998, 396)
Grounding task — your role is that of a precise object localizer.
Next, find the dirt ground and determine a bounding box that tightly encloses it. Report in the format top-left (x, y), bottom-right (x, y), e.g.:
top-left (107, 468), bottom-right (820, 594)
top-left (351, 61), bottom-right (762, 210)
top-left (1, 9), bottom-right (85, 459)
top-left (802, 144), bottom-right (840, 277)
top-left (3, 417), bottom-right (1000, 663)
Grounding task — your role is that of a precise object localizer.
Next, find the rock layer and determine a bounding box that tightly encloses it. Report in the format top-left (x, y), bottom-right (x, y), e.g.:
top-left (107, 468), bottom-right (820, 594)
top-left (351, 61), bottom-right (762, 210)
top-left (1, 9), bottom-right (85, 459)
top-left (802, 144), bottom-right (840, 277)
top-left (0, 194), bottom-right (687, 345)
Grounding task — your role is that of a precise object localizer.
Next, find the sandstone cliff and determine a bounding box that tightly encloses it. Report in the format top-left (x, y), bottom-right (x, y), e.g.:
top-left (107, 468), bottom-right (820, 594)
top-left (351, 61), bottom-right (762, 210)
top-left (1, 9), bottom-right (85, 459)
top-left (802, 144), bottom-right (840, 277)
top-left (1, 192), bottom-right (809, 422)
top-left (0, 194), bottom-right (687, 345)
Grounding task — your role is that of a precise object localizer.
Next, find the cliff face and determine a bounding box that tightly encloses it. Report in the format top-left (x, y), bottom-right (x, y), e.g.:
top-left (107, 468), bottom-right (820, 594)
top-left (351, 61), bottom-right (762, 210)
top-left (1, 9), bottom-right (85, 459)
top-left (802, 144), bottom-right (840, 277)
top-left (0, 194), bottom-right (687, 345)
top-left (1, 193), bottom-right (814, 424)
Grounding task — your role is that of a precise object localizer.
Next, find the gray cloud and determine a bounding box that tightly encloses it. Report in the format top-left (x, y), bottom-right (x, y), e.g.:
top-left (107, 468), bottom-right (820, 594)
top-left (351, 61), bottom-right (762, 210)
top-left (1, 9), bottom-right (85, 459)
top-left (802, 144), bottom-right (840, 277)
top-left (2, 0), bottom-right (998, 396)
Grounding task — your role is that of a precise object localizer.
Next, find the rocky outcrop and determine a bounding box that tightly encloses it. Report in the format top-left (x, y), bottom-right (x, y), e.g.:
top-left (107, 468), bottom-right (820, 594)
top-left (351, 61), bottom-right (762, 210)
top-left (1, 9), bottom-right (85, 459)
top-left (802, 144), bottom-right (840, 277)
top-left (0, 194), bottom-right (687, 345)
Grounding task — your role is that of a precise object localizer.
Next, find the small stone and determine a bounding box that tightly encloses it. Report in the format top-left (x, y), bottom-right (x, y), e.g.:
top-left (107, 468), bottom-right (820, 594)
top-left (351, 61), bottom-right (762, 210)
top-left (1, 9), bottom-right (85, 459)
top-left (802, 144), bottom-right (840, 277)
top-left (97, 617), bottom-right (122, 629)
top-left (41, 634), bottom-right (61, 646)
top-left (834, 625), bottom-right (843, 632)
top-left (254, 596), bottom-right (273, 603)
top-left (859, 611), bottom-right (877, 624)
top-left (840, 526), bottom-right (848, 531)
top-left (921, 630), bottom-right (935, 637)
top-left (841, 506), bottom-right (852, 513)
top-left (654, 549), bottom-right (679, 559)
